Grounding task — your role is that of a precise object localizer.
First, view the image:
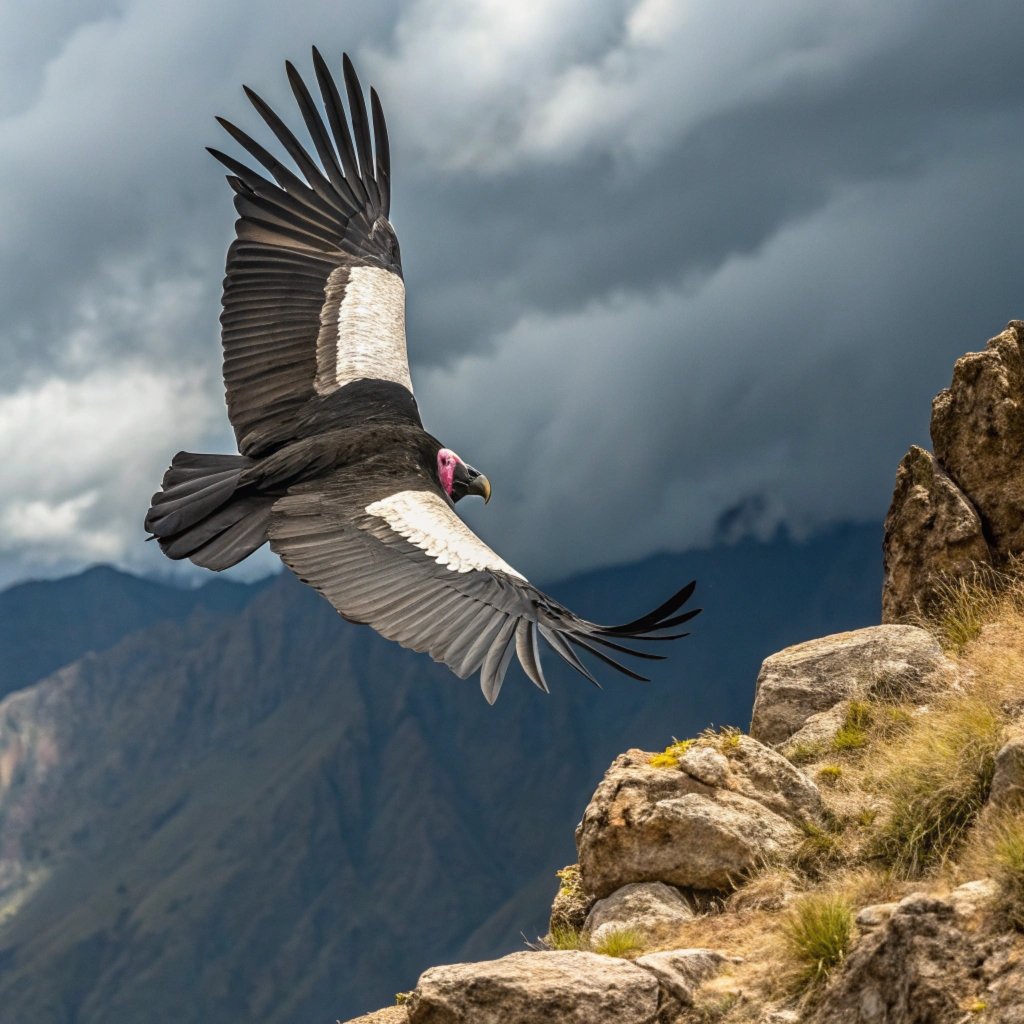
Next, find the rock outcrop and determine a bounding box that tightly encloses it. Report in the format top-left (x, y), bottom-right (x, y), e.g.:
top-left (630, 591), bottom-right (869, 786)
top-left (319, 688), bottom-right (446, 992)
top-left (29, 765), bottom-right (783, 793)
top-left (932, 322), bottom-right (1024, 555)
top-left (808, 889), bottom-right (1023, 1024)
top-left (883, 321), bottom-right (1024, 621)
top-left (406, 950), bottom-right (663, 1024)
top-left (583, 882), bottom-right (694, 947)
top-left (396, 947), bottom-right (730, 1024)
top-left (881, 446), bottom-right (991, 621)
top-left (576, 736), bottom-right (820, 896)
top-left (750, 625), bottom-right (952, 745)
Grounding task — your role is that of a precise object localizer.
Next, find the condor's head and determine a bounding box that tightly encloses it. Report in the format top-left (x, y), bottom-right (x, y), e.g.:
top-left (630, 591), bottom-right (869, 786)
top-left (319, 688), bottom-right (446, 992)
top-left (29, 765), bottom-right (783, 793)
top-left (437, 448), bottom-right (491, 504)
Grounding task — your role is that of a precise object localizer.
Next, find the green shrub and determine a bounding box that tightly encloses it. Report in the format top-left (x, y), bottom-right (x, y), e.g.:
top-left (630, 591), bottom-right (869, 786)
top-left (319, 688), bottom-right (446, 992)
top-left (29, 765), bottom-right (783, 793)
top-left (831, 701), bottom-right (872, 753)
top-left (781, 893), bottom-right (853, 988)
top-left (547, 925), bottom-right (585, 950)
top-left (786, 741), bottom-right (825, 766)
top-left (591, 926), bottom-right (645, 958)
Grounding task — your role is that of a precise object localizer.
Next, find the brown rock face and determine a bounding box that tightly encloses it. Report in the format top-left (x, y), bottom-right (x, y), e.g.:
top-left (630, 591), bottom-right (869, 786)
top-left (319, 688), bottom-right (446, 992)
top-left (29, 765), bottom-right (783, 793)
top-left (881, 321), bottom-right (1024, 622)
top-left (576, 739), bottom-right (819, 897)
top-left (881, 446), bottom-right (991, 622)
top-left (932, 322), bottom-right (1024, 556)
top-left (810, 894), bottom-right (974, 1024)
top-left (407, 950), bottom-right (660, 1024)
top-left (809, 892), bottom-right (1024, 1024)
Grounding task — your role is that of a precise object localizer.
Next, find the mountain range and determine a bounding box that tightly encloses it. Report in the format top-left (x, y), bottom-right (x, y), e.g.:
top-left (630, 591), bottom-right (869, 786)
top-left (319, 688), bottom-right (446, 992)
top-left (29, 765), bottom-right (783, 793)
top-left (0, 524), bottom-right (880, 1022)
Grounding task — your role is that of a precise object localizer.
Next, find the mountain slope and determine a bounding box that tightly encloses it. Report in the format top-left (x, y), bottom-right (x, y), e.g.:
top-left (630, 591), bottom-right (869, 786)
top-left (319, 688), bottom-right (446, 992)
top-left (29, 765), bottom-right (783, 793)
top-left (0, 524), bottom-right (881, 1023)
top-left (0, 564), bottom-right (268, 699)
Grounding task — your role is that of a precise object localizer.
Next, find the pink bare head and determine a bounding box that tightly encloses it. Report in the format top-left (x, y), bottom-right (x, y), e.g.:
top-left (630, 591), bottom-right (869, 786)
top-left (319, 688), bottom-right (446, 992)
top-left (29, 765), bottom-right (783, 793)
top-left (437, 448), bottom-right (460, 496)
top-left (437, 447), bottom-right (492, 504)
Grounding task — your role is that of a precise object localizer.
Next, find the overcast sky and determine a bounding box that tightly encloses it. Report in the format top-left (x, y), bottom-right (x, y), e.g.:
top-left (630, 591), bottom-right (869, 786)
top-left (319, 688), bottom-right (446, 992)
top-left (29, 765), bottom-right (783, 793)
top-left (1, 0), bottom-right (1023, 588)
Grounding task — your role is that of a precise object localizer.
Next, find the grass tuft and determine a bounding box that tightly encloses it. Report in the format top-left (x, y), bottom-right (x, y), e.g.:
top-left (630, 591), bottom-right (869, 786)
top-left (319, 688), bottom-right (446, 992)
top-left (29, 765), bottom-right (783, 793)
top-left (817, 764), bottom-right (843, 785)
top-left (780, 893), bottom-right (853, 989)
top-left (546, 925), bottom-right (586, 950)
top-left (786, 741), bottom-right (826, 766)
top-left (830, 701), bottom-right (872, 753)
top-left (591, 926), bottom-right (645, 958)
top-left (717, 726), bottom-right (742, 752)
top-left (928, 573), bottom-right (1002, 654)
top-left (649, 738), bottom-right (694, 768)
top-left (870, 697), bottom-right (1001, 876)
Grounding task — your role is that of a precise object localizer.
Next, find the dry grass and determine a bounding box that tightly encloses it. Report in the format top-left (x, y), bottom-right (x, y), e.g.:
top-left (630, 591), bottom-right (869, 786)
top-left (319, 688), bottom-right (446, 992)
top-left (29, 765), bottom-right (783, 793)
top-left (868, 694), bottom-right (1002, 876)
top-left (964, 810), bottom-right (1024, 931)
top-left (727, 867), bottom-right (802, 913)
top-left (847, 577), bottom-right (1024, 878)
top-left (990, 813), bottom-right (1024, 930)
top-left (922, 558), bottom-right (1024, 654)
top-left (793, 819), bottom-right (848, 880)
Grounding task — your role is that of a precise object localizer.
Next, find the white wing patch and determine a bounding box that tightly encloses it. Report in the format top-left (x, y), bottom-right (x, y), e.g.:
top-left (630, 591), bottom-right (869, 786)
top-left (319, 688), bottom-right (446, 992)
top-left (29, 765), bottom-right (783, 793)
top-left (315, 266), bottom-right (413, 395)
top-left (365, 490), bottom-right (527, 580)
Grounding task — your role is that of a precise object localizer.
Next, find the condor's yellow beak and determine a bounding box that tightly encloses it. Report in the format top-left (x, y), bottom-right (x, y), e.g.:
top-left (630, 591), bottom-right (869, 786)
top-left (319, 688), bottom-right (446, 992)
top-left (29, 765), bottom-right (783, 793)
top-left (468, 473), bottom-right (491, 504)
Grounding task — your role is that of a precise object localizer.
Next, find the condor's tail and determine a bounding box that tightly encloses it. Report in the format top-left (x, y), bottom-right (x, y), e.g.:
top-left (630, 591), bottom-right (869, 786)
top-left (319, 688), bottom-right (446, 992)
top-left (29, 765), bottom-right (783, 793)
top-left (145, 452), bottom-right (273, 570)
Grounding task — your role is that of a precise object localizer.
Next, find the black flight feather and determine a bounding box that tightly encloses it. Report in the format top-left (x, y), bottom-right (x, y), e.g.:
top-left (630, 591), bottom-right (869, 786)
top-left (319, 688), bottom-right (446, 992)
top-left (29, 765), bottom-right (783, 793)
top-left (312, 47), bottom-right (368, 206)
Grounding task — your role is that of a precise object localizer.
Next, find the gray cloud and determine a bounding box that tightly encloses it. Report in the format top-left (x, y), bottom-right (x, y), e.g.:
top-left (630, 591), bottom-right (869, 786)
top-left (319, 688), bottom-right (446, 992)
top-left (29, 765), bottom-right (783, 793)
top-left (1, 0), bottom-right (1023, 586)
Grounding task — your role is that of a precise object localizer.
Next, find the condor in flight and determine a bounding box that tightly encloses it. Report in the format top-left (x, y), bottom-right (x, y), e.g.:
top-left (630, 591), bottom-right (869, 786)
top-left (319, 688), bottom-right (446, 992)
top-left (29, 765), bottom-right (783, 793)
top-left (145, 50), bottom-right (699, 702)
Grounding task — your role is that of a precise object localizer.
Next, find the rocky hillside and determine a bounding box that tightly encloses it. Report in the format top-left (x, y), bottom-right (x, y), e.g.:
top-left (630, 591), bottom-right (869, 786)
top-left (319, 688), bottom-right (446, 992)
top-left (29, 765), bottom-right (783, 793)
top-left (347, 322), bottom-right (1024, 1024)
top-left (0, 529), bottom-right (881, 1023)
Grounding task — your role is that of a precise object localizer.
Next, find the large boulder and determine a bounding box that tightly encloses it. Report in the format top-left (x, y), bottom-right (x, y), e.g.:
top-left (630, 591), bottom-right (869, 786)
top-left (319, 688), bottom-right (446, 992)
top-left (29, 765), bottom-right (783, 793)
top-left (931, 321), bottom-right (1024, 557)
top-left (882, 446), bottom-right (991, 622)
top-left (583, 882), bottom-right (694, 947)
top-left (750, 626), bottom-right (953, 745)
top-left (576, 736), bottom-right (819, 897)
top-left (407, 950), bottom-right (661, 1024)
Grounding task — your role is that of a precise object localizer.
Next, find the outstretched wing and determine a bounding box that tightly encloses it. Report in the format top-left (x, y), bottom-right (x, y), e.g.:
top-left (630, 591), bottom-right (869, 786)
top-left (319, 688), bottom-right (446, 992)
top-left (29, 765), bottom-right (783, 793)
top-left (210, 49), bottom-right (417, 458)
top-left (269, 473), bottom-right (700, 703)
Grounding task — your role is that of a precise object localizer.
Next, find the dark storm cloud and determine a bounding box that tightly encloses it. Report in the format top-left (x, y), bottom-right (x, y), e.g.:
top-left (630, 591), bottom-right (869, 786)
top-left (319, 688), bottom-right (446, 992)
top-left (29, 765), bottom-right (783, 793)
top-left (1, 0), bottom-right (1023, 584)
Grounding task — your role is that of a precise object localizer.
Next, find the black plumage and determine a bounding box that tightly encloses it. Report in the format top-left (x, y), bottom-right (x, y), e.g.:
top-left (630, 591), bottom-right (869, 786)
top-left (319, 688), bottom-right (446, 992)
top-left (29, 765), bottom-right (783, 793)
top-left (145, 50), bottom-right (699, 702)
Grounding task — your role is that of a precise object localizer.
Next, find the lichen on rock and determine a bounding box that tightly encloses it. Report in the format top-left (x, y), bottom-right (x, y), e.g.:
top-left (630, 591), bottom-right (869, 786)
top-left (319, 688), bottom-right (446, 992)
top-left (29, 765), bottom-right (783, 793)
top-left (576, 737), bottom-right (821, 897)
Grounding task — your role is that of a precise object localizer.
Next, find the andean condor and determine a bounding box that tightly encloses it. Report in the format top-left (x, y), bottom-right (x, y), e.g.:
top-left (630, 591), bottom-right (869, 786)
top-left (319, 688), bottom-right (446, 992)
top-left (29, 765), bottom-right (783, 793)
top-left (145, 50), bottom-right (699, 702)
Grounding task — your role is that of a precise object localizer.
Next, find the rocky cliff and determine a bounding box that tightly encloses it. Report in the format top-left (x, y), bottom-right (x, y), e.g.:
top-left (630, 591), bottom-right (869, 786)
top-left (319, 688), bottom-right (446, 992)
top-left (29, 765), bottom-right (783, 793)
top-left (350, 323), bottom-right (1024, 1024)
